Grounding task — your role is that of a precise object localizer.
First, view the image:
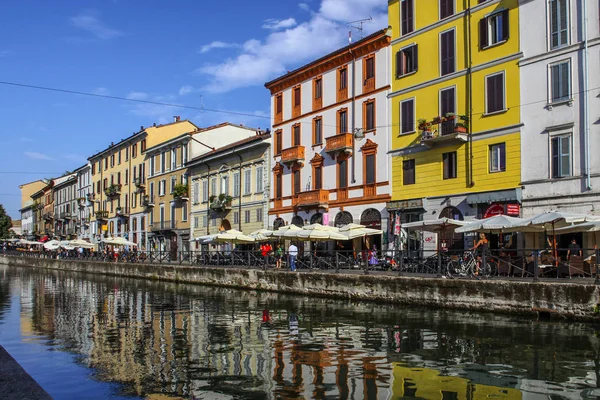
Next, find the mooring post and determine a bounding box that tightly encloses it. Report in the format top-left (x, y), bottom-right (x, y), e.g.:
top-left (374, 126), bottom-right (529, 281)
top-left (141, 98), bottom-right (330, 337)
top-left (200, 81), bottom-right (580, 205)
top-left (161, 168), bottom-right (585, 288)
top-left (533, 251), bottom-right (539, 282)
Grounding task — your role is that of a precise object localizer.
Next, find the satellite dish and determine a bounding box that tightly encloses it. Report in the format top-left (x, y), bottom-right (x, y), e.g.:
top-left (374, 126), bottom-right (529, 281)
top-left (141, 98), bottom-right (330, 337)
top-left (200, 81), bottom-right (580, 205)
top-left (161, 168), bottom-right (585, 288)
top-left (354, 128), bottom-right (365, 141)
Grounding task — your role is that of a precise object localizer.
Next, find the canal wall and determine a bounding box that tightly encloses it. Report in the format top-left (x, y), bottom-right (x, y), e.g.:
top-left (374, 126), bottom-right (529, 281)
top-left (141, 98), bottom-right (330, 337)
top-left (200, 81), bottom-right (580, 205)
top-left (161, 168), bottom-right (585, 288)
top-left (3, 255), bottom-right (600, 321)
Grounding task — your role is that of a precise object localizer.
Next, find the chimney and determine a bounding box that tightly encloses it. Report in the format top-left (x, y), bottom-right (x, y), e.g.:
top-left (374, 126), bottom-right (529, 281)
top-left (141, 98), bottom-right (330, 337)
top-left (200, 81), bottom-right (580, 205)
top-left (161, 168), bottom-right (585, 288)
top-left (174, 116), bottom-right (180, 122)
top-left (153, 122), bottom-right (156, 127)
top-left (140, 125), bottom-right (143, 131)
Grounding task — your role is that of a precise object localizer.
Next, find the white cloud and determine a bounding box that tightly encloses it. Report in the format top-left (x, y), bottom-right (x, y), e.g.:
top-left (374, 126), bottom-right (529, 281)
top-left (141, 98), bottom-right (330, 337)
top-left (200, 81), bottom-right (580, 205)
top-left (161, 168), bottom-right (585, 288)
top-left (198, 41), bottom-right (239, 54)
top-left (93, 87), bottom-right (110, 96)
top-left (178, 85), bottom-right (199, 96)
top-left (196, 0), bottom-right (387, 93)
top-left (261, 18), bottom-right (297, 30)
top-left (298, 3), bottom-right (311, 12)
top-left (70, 10), bottom-right (122, 40)
top-left (126, 91), bottom-right (149, 100)
top-left (24, 152), bottom-right (54, 161)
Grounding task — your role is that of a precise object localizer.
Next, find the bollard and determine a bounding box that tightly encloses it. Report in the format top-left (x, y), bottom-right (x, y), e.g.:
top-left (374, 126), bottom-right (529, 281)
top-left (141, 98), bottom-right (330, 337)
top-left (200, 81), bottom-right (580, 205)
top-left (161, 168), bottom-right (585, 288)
top-left (398, 250), bottom-right (403, 276)
top-left (533, 251), bottom-right (539, 282)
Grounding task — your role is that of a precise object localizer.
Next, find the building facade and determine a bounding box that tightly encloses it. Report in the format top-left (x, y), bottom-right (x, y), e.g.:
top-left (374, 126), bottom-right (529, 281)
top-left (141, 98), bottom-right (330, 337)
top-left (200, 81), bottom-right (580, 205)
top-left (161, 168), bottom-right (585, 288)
top-left (32, 181), bottom-right (54, 239)
top-left (519, 0), bottom-right (600, 218)
top-left (265, 29), bottom-right (392, 246)
top-left (52, 173), bottom-right (78, 239)
top-left (75, 164), bottom-right (94, 241)
top-left (88, 118), bottom-right (198, 247)
top-left (19, 180), bottom-right (46, 238)
top-left (388, 0), bottom-right (522, 252)
top-left (188, 132), bottom-right (270, 244)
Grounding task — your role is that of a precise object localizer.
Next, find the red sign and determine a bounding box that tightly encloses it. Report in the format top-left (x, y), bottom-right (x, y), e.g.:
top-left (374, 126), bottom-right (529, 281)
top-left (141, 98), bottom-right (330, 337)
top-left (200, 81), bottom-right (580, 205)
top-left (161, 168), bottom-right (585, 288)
top-left (506, 204), bottom-right (521, 216)
top-left (483, 204), bottom-right (505, 218)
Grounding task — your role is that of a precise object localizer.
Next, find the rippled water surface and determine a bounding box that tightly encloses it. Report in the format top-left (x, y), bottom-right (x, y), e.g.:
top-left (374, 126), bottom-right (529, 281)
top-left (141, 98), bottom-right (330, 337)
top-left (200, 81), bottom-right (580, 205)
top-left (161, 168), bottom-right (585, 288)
top-left (1, 265), bottom-right (600, 399)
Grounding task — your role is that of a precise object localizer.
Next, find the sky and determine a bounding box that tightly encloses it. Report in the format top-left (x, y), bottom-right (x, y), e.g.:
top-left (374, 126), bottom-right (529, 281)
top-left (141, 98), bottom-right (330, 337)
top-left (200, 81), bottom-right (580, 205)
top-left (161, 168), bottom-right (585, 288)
top-left (0, 0), bottom-right (387, 220)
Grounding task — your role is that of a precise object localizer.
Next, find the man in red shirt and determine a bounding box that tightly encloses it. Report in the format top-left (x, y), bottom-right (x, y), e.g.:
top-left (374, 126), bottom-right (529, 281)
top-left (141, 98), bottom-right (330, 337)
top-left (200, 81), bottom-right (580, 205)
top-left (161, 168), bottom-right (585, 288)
top-left (260, 242), bottom-right (272, 269)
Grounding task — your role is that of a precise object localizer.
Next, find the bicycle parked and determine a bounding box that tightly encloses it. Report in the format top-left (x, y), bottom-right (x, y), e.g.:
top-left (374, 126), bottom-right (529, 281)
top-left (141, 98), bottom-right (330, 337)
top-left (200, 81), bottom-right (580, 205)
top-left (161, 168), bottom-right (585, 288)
top-left (446, 251), bottom-right (494, 278)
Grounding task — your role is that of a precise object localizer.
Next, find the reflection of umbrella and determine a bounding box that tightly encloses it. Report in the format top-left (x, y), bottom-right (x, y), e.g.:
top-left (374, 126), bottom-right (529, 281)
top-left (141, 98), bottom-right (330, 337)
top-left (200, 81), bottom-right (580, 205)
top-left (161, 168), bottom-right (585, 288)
top-left (455, 215), bottom-right (527, 234)
top-left (103, 237), bottom-right (138, 247)
top-left (339, 223), bottom-right (383, 239)
top-left (203, 229), bottom-right (255, 244)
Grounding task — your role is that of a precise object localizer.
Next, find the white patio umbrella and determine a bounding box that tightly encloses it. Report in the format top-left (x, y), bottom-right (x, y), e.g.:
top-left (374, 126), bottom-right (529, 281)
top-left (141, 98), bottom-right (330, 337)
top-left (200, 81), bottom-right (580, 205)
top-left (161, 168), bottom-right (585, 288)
top-left (401, 218), bottom-right (468, 232)
top-left (202, 229), bottom-right (255, 244)
top-left (249, 229), bottom-right (274, 241)
top-left (272, 224), bottom-right (302, 238)
top-left (59, 241), bottom-right (75, 250)
top-left (104, 237), bottom-right (138, 247)
top-left (338, 223), bottom-right (383, 240)
top-left (68, 239), bottom-right (96, 249)
top-left (455, 215), bottom-right (528, 234)
top-left (44, 240), bottom-right (61, 250)
top-left (295, 228), bottom-right (347, 241)
top-left (556, 221), bottom-right (600, 234)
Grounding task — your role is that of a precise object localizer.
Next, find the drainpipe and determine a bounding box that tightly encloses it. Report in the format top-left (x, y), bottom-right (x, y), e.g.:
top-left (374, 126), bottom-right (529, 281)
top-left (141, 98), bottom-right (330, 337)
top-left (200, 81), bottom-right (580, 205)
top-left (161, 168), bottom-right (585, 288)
top-left (233, 148), bottom-right (243, 232)
top-left (467, 3), bottom-right (474, 187)
top-left (350, 48), bottom-right (357, 184)
top-left (582, 0), bottom-right (591, 190)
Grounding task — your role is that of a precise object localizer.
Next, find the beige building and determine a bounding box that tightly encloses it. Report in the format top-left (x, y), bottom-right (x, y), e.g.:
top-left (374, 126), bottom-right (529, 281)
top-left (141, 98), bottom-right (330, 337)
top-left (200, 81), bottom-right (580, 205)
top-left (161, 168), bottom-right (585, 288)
top-left (19, 179), bottom-right (47, 237)
top-left (87, 117), bottom-right (198, 245)
top-left (188, 132), bottom-right (271, 245)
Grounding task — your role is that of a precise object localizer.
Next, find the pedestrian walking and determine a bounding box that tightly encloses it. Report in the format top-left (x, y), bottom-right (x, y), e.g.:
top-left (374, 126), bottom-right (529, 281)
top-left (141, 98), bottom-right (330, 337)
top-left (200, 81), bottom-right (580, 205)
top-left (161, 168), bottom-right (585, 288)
top-left (275, 244), bottom-right (283, 269)
top-left (288, 242), bottom-right (298, 272)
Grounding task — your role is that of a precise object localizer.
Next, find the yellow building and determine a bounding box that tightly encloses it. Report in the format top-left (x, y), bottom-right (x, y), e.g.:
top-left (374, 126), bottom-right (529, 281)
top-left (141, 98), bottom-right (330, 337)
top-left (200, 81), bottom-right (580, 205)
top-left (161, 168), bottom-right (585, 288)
top-left (30, 181), bottom-right (54, 239)
top-left (88, 117), bottom-right (198, 246)
top-left (387, 0), bottom-right (522, 251)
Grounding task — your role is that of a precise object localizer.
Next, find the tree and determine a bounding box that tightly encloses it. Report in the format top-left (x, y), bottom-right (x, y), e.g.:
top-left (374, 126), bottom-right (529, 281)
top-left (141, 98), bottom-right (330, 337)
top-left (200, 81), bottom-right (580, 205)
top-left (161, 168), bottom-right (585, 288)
top-left (0, 204), bottom-right (12, 239)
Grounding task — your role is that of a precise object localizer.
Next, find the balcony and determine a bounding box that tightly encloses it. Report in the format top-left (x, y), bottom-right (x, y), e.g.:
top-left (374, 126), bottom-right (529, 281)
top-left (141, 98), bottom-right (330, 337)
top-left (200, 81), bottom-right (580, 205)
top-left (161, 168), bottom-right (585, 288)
top-left (96, 210), bottom-right (109, 220)
top-left (82, 218), bottom-right (90, 226)
top-left (116, 207), bottom-right (129, 218)
top-left (86, 193), bottom-right (96, 202)
top-left (325, 133), bottom-right (353, 159)
top-left (363, 76), bottom-right (375, 92)
top-left (173, 184), bottom-right (189, 202)
top-left (60, 212), bottom-right (72, 220)
top-left (78, 198), bottom-right (87, 208)
top-left (280, 145), bottom-right (305, 167)
top-left (150, 220), bottom-right (178, 232)
top-left (104, 184), bottom-right (122, 198)
top-left (43, 212), bottom-right (54, 221)
top-left (296, 189), bottom-right (329, 210)
top-left (142, 195), bottom-right (155, 208)
top-left (419, 115), bottom-right (468, 147)
top-left (133, 177), bottom-right (145, 192)
top-left (210, 195), bottom-right (233, 212)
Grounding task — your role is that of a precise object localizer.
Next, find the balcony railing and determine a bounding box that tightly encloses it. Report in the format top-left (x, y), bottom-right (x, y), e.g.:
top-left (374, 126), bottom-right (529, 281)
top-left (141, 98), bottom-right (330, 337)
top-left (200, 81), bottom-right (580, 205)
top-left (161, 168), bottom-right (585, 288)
top-left (419, 115), bottom-right (468, 147)
top-left (150, 220), bottom-right (178, 231)
top-left (296, 189), bottom-right (329, 209)
top-left (363, 77), bottom-right (375, 92)
top-left (116, 207), bottom-right (129, 218)
top-left (210, 198), bottom-right (232, 212)
top-left (60, 212), bottom-right (72, 220)
top-left (43, 212), bottom-right (54, 221)
top-left (78, 198), bottom-right (87, 208)
top-left (142, 195), bottom-right (155, 208)
top-left (96, 210), bottom-right (109, 220)
top-left (280, 145), bottom-right (305, 166)
top-left (325, 133), bottom-right (353, 158)
top-left (104, 184), bottom-right (122, 197)
top-left (133, 177), bottom-right (145, 192)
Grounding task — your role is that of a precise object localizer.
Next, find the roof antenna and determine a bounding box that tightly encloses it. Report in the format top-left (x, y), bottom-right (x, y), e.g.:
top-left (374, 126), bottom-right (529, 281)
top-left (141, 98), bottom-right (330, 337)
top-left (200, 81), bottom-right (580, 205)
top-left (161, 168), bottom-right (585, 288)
top-left (347, 16), bottom-right (373, 43)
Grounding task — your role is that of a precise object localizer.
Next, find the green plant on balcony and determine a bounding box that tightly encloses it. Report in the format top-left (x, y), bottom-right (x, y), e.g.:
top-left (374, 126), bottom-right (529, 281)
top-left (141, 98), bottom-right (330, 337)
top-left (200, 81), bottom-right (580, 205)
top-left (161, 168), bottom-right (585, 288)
top-left (455, 115), bottom-right (469, 132)
top-left (105, 184), bottom-right (121, 197)
top-left (210, 193), bottom-right (233, 211)
top-left (173, 183), bottom-right (188, 199)
top-left (417, 118), bottom-right (431, 131)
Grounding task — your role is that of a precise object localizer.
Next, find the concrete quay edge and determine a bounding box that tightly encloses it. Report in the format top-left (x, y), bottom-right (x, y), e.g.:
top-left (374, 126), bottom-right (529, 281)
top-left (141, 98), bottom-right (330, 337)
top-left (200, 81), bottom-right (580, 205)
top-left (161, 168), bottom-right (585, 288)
top-left (0, 345), bottom-right (53, 400)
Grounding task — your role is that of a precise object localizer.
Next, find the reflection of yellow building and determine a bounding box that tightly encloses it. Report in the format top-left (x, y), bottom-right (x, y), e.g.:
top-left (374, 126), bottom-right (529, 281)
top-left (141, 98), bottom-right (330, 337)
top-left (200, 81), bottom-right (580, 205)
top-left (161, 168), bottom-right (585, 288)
top-left (387, 0), bottom-right (522, 237)
top-left (392, 364), bottom-right (521, 399)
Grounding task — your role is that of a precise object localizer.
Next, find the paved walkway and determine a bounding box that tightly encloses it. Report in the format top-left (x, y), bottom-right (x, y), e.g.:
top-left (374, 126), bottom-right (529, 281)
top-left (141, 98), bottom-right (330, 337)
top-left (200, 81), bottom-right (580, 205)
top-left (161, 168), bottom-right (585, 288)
top-left (0, 345), bottom-right (52, 400)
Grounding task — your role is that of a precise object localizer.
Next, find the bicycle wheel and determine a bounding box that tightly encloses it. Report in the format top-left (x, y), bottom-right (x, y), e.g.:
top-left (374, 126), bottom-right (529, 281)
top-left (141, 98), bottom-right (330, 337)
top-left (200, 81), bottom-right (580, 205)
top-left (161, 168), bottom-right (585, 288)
top-left (446, 261), bottom-right (459, 277)
top-left (481, 262), bottom-right (493, 277)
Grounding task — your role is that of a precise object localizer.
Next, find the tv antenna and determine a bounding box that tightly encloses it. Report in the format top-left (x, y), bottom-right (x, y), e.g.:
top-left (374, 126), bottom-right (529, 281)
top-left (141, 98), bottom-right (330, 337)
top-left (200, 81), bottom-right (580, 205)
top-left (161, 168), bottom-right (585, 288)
top-left (347, 16), bottom-right (372, 43)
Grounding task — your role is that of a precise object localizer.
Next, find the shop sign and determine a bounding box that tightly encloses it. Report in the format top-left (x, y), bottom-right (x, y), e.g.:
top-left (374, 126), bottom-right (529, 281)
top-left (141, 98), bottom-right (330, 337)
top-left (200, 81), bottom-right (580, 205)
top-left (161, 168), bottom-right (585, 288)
top-left (322, 213), bottom-right (329, 226)
top-left (483, 204), bottom-right (505, 218)
top-left (506, 204), bottom-right (521, 216)
top-left (387, 198), bottom-right (425, 210)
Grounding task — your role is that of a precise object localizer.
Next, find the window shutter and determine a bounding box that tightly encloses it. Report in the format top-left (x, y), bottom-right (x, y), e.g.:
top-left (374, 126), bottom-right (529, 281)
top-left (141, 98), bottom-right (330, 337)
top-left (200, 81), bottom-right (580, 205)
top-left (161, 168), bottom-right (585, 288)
top-left (501, 10), bottom-right (509, 41)
top-left (479, 18), bottom-right (488, 49)
top-left (551, 138), bottom-right (559, 178)
top-left (407, 0), bottom-right (413, 32)
top-left (396, 51), bottom-right (402, 77)
top-left (412, 45), bottom-right (418, 71)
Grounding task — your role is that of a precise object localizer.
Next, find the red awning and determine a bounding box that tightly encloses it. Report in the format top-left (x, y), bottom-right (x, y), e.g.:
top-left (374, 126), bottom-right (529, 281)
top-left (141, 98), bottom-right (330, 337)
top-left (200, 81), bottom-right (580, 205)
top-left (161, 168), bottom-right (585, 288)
top-left (40, 236), bottom-right (49, 242)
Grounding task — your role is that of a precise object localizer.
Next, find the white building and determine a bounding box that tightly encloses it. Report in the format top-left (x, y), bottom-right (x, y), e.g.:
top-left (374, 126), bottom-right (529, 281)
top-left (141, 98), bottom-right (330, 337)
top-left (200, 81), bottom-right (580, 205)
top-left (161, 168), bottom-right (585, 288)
top-left (20, 201), bottom-right (34, 238)
top-left (52, 173), bottom-right (78, 239)
top-left (75, 164), bottom-right (94, 241)
top-left (264, 29), bottom-right (392, 248)
top-left (520, 0), bottom-right (600, 216)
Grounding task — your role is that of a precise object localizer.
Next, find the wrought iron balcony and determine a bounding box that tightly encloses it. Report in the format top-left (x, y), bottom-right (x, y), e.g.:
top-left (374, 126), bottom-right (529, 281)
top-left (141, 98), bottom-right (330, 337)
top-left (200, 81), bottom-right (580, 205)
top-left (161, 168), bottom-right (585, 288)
top-left (116, 207), bottom-right (129, 218)
top-left (296, 189), bottom-right (329, 209)
top-left (104, 184), bottom-right (122, 197)
top-left (60, 212), bottom-right (72, 220)
top-left (133, 177), bottom-right (145, 191)
top-left (142, 195), bottom-right (155, 208)
top-left (325, 133), bottom-right (353, 158)
top-left (150, 220), bottom-right (178, 232)
top-left (96, 210), bottom-right (109, 220)
top-left (419, 115), bottom-right (468, 147)
top-left (210, 197), bottom-right (232, 212)
top-left (43, 212), bottom-right (54, 221)
top-left (280, 145), bottom-right (305, 166)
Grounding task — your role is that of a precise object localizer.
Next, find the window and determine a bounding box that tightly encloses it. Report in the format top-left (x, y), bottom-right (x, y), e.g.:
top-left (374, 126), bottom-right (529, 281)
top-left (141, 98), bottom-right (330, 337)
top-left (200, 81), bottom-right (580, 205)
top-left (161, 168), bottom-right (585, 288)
top-left (182, 145), bottom-right (187, 164)
top-left (293, 124), bottom-right (301, 146)
top-left (338, 158), bottom-right (348, 188)
top-left (338, 109), bottom-right (348, 133)
top-left (314, 166), bottom-right (323, 190)
top-left (552, 135), bottom-right (571, 178)
top-left (257, 208), bottom-right (263, 222)
top-left (293, 86), bottom-right (301, 107)
top-left (440, 0), bottom-right (454, 19)
top-left (244, 210), bottom-right (251, 223)
top-left (194, 216), bottom-right (198, 228)
top-left (171, 149), bottom-right (177, 170)
top-left (364, 56), bottom-right (375, 91)
top-left (275, 93), bottom-right (283, 124)
top-left (118, 150), bottom-right (122, 165)
top-left (182, 202), bottom-right (188, 222)
top-left (365, 154), bottom-right (376, 184)
top-left (202, 181), bottom-right (208, 202)
top-left (92, 163), bottom-right (96, 175)
top-left (211, 216), bottom-right (216, 227)
top-left (159, 180), bottom-right (166, 196)
top-left (549, 0), bottom-right (569, 49)
top-left (401, 0), bottom-right (414, 35)
top-left (443, 152), bottom-right (457, 179)
top-left (132, 144), bottom-right (137, 158)
top-left (149, 156), bottom-right (155, 177)
top-left (293, 169), bottom-right (301, 195)
top-left (132, 193), bottom-right (137, 208)
top-left (125, 146), bottom-right (129, 161)
top-left (403, 159), bottom-right (416, 185)
top-left (221, 176), bottom-right (229, 195)
top-left (211, 178), bottom-right (217, 198)
top-left (141, 139), bottom-right (146, 152)
top-left (193, 182), bottom-right (200, 203)
top-left (275, 172), bottom-right (282, 198)
top-left (364, 100), bottom-right (375, 131)
top-left (400, 99), bottom-right (415, 134)
top-left (440, 87), bottom-right (456, 116)
top-left (313, 117), bottom-right (323, 145)
top-left (104, 158), bottom-right (108, 170)
top-left (117, 172), bottom-right (121, 185)
top-left (440, 29), bottom-right (455, 76)
top-left (314, 78), bottom-right (322, 99)
top-left (170, 176), bottom-right (176, 193)
top-left (486, 72), bottom-right (505, 114)
top-left (149, 182), bottom-right (155, 199)
top-left (396, 45), bottom-right (418, 77)
top-left (234, 211), bottom-right (239, 225)
top-left (274, 130), bottom-right (282, 155)
top-left (161, 152), bottom-right (166, 173)
top-left (110, 154), bottom-right (115, 167)
top-left (244, 170), bottom-right (251, 194)
top-left (479, 10), bottom-right (509, 49)
top-left (203, 216), bottom-right (207, 227)
top-left (550, 60), bottom-right (571, 103)
top-left (233, 172), bottom-right (240, 197)
top-left (489, 143), bottom-right (506, 172)
top-left (339, 68), bottom-right (347, 90)
top-left (125, 169), bottom-right (129, 185)
top-left (256, 167), bottom-right (263, 193)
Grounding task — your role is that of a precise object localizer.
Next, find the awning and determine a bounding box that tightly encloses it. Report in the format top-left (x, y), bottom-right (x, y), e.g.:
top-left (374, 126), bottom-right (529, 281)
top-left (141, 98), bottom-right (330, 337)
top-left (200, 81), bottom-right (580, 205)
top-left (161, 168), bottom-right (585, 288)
top-left (466, 189), bottom-right (521, 205)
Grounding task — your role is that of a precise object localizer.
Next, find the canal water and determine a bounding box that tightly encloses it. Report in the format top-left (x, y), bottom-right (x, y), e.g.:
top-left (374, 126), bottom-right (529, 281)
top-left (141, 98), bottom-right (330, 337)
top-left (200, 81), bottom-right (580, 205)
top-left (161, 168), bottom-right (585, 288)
top-left (0, 265), bottom-right (599, 400)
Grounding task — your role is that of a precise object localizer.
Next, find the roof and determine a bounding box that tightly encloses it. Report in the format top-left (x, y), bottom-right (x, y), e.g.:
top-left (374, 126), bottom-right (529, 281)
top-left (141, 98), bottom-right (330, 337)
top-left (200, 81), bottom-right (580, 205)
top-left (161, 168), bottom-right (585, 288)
top-left (18, 179), bottom-right (45, 188)
top-left (264, 28), bottom-right (389, 89)
top-left (144, 132), bottom-right (192, 154)
top-left (52, 173), bottom-right (77, 189)
top-left (187, 133), bottom-right (271, 166)
top-left (196, 122), bottom-right (262, 133)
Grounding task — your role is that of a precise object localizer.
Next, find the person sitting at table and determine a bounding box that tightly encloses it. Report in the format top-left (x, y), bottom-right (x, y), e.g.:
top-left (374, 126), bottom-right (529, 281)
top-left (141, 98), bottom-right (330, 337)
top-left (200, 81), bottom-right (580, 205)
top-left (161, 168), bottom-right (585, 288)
top-left (567, 238), bottom-right (582, 260)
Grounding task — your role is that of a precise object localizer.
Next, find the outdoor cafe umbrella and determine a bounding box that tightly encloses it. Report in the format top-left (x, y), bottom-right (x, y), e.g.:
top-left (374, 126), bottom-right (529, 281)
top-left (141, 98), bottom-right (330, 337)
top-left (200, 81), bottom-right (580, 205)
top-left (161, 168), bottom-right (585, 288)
top-left (249, 229), bottom-right (274, 241)
top-left (272, 224), bottom-right (302, 238)
top-left (43, 240), bottom-right (61, 250)
top-left (68, 239), bottom-right (96, 249)
top-left (103, 237), bottom-right (138, 247)
top-left (556, 220), bottom-right (600, 234)
top-left (338, 223), bottom-right (383, 240)
top-left (455, 215), bottom-right (527, 234)
top-left (202, 229), bottom-right (255, 244)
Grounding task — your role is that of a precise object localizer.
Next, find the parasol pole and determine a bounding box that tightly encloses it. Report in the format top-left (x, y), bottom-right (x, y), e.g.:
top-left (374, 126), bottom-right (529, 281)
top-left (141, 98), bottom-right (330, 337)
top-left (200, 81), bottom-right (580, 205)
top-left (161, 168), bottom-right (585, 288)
top-left (553, 221), bottom-right (558, 268)
top-left (437, 224), bottom-right (443, 277)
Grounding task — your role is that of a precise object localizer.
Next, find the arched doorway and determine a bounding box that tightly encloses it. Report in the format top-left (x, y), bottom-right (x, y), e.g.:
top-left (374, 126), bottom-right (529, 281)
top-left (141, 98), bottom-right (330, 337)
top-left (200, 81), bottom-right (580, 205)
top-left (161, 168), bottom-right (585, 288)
top-left (220, 219), bottom-right (231, 231)
top-left (334, 211), bottom-right (353, 228)
top-left (439, 206), bottom-right (464, 251)
top-left (291, 216), bottom-right (304, 227)
top-left (310, 213), bottom-right (323, 225)
top-left (273, 217), bottom-right (285, 230)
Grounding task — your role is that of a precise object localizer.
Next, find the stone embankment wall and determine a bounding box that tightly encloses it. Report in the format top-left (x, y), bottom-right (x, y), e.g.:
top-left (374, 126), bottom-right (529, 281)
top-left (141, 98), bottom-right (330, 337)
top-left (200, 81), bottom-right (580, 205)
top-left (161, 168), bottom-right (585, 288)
top-left (3, 255), bottom-right (600, 321)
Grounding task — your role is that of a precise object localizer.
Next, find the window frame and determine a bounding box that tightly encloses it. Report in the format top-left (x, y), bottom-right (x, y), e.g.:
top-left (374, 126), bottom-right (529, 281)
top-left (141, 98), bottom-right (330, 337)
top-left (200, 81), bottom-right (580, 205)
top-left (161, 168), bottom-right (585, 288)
top-left (439, 0), bottom-right (455, 20)
top-left (442, 151), bottom-right (458, 180)
top-left (233, 172), bottom-right (240, 197)
top-left (403, 159), bottom-right (416, 185)
top-left (256, 166), bottom-right (264, 193)
top-left (550, 134), bottom-right (572, 178)
top-left (489, 143), bottom-right (507, 173)
top-left (400, 98), bottom-right (416, 135)
top-left (484, 71), bottom-right (506, 115)
top-left (548, 0), bottom-right (570, 50)
top-left (337, 108), bottom-right (348, 134)
top-left (439, 86), bottom-right (457, 117)
top-left (274, 129), bottom-right (283, 156)
top-left (439, 28), bottom-right (456, 77)
top-left (202, 180), bottom-right (208, 202)
top-left (479, 9), bottom-right (509, 49)
top-left (396, 43), bottom-right (418, 78)
top-left (313, 116), bottom-right (323, 145)
top-left (548, 59), bottom-right (572, 104)
top-left (363, 98), bottom-right (376, 132)
top-left (244, 169), bottom-right (252, 195)
top-left (400, 0), bottom-right (414, 36)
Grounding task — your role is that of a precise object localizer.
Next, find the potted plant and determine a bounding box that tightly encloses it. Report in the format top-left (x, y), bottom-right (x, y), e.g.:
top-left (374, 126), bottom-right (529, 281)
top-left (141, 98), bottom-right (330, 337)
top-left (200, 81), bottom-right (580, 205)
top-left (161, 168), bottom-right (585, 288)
top-left (455, 115), bottom-right (469, 133)
top-left (209, 195), bottom-right (216, 203)
top-left (417, 118), bottom-right (430, 131)
top-left (432, 116), bottom-right (442, 125)
top-left (173, 183), bottom-right (188, 199)
top-left (444, 112), bottom-right (456, 121)
top-left (218, 193), bottom-right (227, 202)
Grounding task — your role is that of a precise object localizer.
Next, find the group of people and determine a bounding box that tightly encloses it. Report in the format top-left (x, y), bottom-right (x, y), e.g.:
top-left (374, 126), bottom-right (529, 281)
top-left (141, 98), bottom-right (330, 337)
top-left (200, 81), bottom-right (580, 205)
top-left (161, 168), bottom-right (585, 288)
top-left (259, 242), bottom-right (299, 271)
